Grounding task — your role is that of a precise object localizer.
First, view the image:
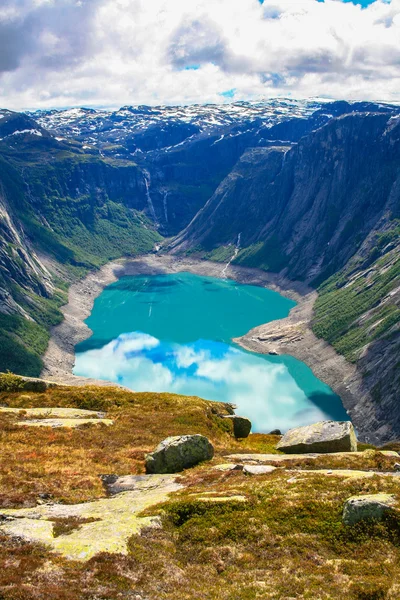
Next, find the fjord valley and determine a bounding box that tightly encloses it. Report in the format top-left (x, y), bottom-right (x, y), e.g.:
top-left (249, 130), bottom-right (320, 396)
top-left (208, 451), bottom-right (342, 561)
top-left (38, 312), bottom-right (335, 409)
top-left (0, 99), bottom-right (399, 443)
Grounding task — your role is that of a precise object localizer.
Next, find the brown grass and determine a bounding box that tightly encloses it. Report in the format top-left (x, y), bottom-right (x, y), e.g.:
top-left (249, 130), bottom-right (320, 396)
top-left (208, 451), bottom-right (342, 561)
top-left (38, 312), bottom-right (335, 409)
top-left (0, 386), bottom-right (279, 507)
top-left (0, 384), bottom-right (399, 599)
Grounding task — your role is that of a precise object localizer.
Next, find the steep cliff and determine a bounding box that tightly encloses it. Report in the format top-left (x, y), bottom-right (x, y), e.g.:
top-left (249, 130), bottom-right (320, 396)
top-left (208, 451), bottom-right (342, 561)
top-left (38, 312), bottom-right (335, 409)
top-left (0, 112), bottom-right (160, 375)
top-left (170, 111), bottom-right (400, 441)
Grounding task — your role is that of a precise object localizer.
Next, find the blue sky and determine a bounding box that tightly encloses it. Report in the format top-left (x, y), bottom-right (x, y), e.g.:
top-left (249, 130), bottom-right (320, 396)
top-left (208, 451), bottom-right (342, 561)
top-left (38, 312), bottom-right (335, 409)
top-left (316, 0), bottom-right (384, 5)
top-left (0, 0), bottom-right (398, 109)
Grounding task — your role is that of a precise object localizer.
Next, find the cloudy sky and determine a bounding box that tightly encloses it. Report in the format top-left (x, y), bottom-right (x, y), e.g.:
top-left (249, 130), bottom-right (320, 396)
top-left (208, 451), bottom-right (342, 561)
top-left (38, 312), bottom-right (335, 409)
top-left (0, 0), bottom-right (398, 109)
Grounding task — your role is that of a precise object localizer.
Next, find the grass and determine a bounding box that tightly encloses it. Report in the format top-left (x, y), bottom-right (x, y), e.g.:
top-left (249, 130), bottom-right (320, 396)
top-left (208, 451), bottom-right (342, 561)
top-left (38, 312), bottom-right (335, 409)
top-left (234, 238), bottom-right (287, 272)
top-left (0, 384), bottom-right (279, 508)
top-left (313, 249), bottom-right (400, 363)
top-left (0, 382), bottom-right (399, 598)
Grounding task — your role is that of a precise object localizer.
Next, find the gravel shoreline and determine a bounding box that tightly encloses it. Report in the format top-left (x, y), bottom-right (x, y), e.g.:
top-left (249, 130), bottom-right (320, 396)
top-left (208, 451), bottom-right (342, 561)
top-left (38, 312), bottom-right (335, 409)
top-left (41, 254), bottom-right (374, 439)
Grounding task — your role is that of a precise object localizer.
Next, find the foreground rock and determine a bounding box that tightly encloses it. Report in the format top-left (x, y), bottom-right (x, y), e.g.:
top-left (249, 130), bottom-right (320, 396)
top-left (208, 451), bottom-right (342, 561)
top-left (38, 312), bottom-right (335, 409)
top-left (17, 418), bottom-right (113, 428)
top-left (145, 435), bottom-right (214, 474)
top-left (0, 407), bottom-right (105, 419)
top-left (225, 451), bottom-right (398, 464)
top-left (221, 415), bottom-right (251, 438)
top-left (343, 494), bottom-right (397, 525)
top-left (0, 475), bottom-right (181, 561)
top-left (276, 421), bottom-right (357, 454)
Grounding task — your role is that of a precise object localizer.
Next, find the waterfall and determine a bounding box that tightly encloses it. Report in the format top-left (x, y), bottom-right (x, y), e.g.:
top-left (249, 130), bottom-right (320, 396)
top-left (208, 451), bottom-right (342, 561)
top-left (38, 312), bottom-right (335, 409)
top-left (162, 191), bottom-right (169, 223)
top-left (143, 170), bottom-right (157, 223)
top-left (222, 232), bottom-right (241, 277)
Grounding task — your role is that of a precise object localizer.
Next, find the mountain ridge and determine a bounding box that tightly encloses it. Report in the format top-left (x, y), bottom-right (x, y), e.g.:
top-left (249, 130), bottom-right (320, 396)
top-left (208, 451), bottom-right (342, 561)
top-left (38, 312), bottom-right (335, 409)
top-left (0, 100), bottom-right (399, 441)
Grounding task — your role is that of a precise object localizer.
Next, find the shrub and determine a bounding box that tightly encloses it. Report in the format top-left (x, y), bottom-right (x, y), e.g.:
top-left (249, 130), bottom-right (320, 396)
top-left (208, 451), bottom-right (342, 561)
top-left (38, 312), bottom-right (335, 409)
top-left (0, 371), bottom-right (24, 392)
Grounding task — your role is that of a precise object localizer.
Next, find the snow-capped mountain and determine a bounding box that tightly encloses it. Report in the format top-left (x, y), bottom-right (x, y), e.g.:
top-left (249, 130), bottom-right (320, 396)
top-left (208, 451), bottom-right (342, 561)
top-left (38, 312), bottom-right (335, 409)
top-left (27, 99), bottom-right (323, 155)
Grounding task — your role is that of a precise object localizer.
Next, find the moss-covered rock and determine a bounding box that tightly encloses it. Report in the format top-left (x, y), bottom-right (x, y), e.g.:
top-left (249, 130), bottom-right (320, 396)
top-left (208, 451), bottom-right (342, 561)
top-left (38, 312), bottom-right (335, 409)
top-left (145, 434), bottom-right (214, 474)
top-left (343, 494), bottom-right (397, 525)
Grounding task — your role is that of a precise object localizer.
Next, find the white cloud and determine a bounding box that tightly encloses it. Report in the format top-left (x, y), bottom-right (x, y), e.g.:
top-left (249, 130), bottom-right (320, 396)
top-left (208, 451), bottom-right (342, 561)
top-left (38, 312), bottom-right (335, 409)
top-left (73, 333), bottom-right (340, 433)
top-left (1, 0), bottom-right (398, 109)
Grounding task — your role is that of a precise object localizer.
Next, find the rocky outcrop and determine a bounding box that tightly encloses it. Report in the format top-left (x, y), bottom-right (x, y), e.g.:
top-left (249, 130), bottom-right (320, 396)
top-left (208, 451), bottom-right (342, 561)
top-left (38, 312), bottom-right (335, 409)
top-left (343, 494), bottom-right (397, 525)
top-left (276, 421), bottom-right (357, 454)
top-left (145, 435), bottom-right (214, 474)
top-left (221, 415), bottom-right (252, 438)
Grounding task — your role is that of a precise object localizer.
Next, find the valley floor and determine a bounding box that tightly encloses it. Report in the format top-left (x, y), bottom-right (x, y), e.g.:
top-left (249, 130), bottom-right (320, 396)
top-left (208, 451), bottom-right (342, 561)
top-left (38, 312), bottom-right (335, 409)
top-left (41, 255), bottom-right (376, 441)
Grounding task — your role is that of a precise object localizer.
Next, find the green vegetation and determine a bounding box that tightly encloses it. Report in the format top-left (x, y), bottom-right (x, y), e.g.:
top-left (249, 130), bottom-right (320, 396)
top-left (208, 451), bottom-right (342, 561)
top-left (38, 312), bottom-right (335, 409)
top-left (0, 314), bottom-right (52, 376)
top-left (313, 250), bottom-right (400, 362)
top-left (234, 238), bottom-right (287, 272)
top-left (0, 145), bottom-right (162, 376)
top-left (0, 372), bottom-right (24, 392)
top-left (204, 245), bottom-right (235, 263)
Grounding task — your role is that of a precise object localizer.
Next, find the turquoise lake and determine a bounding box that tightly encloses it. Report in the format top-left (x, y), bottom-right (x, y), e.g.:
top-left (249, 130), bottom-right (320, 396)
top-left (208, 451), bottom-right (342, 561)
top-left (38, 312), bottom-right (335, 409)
top-left (74, 272), bottom-right (348, 433)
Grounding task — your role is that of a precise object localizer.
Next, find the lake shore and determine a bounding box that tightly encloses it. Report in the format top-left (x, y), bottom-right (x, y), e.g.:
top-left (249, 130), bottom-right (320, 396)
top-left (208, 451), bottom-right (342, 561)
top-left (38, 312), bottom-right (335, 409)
top-left (42, 254), bottom-right (374, 439)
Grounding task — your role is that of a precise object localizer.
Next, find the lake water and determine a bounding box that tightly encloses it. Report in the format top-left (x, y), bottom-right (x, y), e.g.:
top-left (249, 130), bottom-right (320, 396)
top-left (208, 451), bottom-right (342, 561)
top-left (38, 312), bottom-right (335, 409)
top-left (74, 272), bottom-right (348, 433)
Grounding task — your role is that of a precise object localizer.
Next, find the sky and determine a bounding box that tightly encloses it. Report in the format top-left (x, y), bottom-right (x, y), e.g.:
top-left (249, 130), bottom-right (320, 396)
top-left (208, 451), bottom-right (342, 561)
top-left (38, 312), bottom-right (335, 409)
top-left (0, 0), bottom-right (398, 110)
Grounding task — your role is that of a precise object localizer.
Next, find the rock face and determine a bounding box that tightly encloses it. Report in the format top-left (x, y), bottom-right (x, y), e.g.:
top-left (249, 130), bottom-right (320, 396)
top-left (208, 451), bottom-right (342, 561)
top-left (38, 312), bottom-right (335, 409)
top-left (343, 494), bottom-right (397, 525)
top-left (276, 421), bottom-right (357, 454)
top-left (145, 435), bottom-right (214, 474)
top-left (222, 416), bottom-right (252, 438)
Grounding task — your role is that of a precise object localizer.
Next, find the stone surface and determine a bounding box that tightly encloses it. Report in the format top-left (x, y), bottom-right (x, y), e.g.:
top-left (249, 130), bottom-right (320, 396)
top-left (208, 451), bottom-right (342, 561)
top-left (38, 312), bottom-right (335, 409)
top-left (221, 416), bottom-right (252, 438)
top-left (225, 450), bottom-right (398, 464)
top-left (0, 475), bottom-right (182, 561)
top-left (243, 465), bottom-right (277, 475)
top-left (0, 407), bottom-right (105, 419)
top-left (145, 435), bottom-right (214, 474)
top-left (276, 421), bottom-right (357, 454)
top-left (269, 429), bottom-right (282, 435)
top-left (343, 494), bottom-right (397, 525)
top-left (17, 418), bottom-right (114, 428)
top-left (213, 464), bottom-right (244, 472)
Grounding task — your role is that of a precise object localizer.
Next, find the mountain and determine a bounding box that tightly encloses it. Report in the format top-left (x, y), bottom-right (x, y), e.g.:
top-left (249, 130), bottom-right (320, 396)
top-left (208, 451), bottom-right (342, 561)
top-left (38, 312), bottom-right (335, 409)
top-left (170, 110), bottom-right (400, 442)
top-left (0, 99), bottom-right (399, 441)
top-left (0, 109), bottom-right (160, 375)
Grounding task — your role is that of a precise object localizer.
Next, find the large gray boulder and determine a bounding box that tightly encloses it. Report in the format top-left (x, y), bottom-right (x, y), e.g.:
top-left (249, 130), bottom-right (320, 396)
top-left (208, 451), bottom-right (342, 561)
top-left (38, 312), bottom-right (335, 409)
top-left (145, 435), bottom-right (214, 474)
top-left (343, 494), bottom-right (396, 525)
top-left (221, 416), bottom-right (252, 438)
top-left (276, 421), bottom-right (357, 454)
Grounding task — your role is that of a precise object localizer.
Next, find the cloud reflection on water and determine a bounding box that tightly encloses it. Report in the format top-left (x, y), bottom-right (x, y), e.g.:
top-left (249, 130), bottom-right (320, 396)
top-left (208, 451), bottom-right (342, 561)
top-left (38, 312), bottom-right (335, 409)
top-left (74, 331), bottom-right (336, 433)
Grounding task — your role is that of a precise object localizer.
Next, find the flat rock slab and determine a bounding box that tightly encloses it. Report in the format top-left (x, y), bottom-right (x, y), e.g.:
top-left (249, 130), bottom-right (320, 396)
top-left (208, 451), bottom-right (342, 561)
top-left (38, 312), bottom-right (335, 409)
top-left (213, 464), bottom-right (245, 472)
top-left (0, 474), bottom-right (182, 561)
top-left (17, 418), bottom-right (114, 428)
top-left (243, 465), bottom-right (277, 475)
top-left (286, 469), bottom-right (400, 480)
top-left (225, 451), bottom-right (398, 464)
top-left (102, 474), bottom-right (178, 495)
top-left (212, 464), bottom-right (277, 475)
top-left (0, 407), bottom-right (105, 419)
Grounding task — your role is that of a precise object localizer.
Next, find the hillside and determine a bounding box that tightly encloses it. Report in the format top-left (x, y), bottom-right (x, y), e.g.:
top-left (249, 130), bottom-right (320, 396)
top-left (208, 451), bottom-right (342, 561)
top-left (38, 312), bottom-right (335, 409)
top-left (0, 110), bottom-right (160, 375)
top-left (0, 376), bottom-right (400, 600)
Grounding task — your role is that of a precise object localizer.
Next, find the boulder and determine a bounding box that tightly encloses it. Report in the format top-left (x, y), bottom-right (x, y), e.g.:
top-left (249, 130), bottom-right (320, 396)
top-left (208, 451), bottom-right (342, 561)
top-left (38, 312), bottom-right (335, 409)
top-left (221, 416), bottom-right (251, 438)
top-left (276, 421), bottom-right (357, 454)
top-left (145, 435), bottom-right (214, 474)
top-left (269, 429), bottom-right (282, 436)
top-left (343, 494), bottom-right (397, 525)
